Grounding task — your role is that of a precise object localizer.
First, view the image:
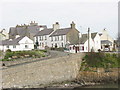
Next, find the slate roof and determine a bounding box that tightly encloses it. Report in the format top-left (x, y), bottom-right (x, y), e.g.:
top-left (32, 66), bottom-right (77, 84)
top-left (101, 40), bottom-right (112, 45)
top-left (91, 33), bottom-right (97, 39)
top-left (34, 28), bottom-right (54, 36)
top-left (50, 28), bottom-right (75, 37)
top-left (79, 34), bottom-right (88, 44)
top-left (0, 36), bottom-right (24, 45)
top-left (9, 25), bottom-right (47, 38)
top-left (79, 33), bottom-right (97, 44)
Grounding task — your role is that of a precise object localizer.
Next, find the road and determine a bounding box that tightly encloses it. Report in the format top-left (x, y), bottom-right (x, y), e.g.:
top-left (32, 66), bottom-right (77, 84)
top-left (2, 50), bottom-right (71, 69)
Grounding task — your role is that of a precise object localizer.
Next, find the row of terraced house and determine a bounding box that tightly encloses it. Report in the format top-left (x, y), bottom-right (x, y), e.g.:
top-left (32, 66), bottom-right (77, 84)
top-left (0, 21), bottom-right (117, 53)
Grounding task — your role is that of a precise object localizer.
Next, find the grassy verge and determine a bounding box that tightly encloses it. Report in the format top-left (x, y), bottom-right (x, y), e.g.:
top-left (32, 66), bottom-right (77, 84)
top-left (80, 52), bottom-right (120, 71)
top-left (1, 50), bottom-right (46, 61)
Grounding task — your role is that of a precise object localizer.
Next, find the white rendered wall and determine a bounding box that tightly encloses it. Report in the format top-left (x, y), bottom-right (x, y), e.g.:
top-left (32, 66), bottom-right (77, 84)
top-left (50, 35), bottom-right (66, 48)
top-left (93, 33), bottom-right (101, 52)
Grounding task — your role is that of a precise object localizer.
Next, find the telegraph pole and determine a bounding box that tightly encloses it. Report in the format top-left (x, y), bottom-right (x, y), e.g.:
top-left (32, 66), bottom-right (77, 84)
top-left (88, 28), bottom-right (90, 52)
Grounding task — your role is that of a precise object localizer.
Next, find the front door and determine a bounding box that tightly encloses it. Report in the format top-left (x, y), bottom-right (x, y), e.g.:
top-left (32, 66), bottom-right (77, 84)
top-left (75, 47), bottom-right (79, 53)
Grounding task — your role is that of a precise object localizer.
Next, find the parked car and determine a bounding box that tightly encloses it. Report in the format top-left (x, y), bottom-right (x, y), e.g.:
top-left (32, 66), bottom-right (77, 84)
top-left (104, 48), bottom-right (109, 52)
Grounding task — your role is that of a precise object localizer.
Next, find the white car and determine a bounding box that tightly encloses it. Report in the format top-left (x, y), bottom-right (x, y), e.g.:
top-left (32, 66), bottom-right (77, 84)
top-left (104, 48), bottom-right (109, 52)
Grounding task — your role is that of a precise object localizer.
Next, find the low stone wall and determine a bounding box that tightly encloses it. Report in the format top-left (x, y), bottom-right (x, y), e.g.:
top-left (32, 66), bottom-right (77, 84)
top-left (2, 53), bottom-right (85, 88)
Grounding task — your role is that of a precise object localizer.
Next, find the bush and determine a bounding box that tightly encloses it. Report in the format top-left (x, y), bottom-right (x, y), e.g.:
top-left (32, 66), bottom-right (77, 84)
top-left (39, 50), bottom-right (47, 53)
top-left (6, 49), bottom-right (11, 52)
top-left (4, 52), bottom-right (14, 59)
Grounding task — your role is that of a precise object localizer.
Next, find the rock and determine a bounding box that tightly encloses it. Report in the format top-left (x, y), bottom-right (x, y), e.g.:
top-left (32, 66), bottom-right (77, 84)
top-left (20, 56), bottom-right (24, 58)
top-left (24, 55), bottom-right (30, 57)
top-left (12, 56), bottom-right (18, 59)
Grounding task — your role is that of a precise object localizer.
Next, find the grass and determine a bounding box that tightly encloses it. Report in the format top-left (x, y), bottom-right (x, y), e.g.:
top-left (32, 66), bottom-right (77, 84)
top-left (80, 52), bottom-right (120, 71)
top-left (0, 50), bottom-right (3, 57)
top-left (1, 50), bottom-right (46, 61)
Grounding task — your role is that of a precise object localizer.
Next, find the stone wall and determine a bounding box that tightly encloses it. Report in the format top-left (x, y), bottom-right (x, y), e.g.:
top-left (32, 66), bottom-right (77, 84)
top-left (2, 53), bottom-right (84, 88)
top-left (76, 70), bottom-right (119, 84)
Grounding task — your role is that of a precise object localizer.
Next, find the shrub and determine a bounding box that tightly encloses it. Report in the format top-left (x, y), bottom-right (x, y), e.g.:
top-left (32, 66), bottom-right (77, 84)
top-left (6, 49), bottom-right (11, 52)
top-left (4, 52), bottom-right (14, 59)
top-left (39, 50), bottom-right (47, 53)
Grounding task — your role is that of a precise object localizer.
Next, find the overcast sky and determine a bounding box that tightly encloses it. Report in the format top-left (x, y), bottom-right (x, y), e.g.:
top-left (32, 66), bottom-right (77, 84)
top-left (0, 0), bottom-right (119, 39)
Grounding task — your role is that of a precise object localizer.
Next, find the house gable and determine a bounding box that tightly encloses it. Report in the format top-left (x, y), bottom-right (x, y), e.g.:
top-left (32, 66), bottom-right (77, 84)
top-left (19, 36), bottom-right (33, 44)
top-left (66, 29), bottom-right (79, 44)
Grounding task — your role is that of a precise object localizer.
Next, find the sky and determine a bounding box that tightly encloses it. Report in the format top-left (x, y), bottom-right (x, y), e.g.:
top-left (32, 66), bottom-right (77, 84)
top-left (0, 0), bottom-right (119, 39)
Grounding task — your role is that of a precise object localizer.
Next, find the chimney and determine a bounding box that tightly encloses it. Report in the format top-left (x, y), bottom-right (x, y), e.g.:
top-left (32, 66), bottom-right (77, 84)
top-left (30, 21), bottom-right (38, 26)
top-left (53, 22), bottom-right (60, 31)
top-left (70, 21), bottom-right (75, 29)
top-left (102, 28), bottom-right (107, 35)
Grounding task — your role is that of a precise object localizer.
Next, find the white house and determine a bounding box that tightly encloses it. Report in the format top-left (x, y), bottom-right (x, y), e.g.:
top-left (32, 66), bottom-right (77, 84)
top-left (0, 36), bottom-right (34, 52)
top-left (68, 32), bottom-right (101, 53)
top-left (34, 28), bottom-right (54, 49)
top-left (99, 29), bottom-right (114, 51)
top-left (34, 22), bottom-right (80, 49)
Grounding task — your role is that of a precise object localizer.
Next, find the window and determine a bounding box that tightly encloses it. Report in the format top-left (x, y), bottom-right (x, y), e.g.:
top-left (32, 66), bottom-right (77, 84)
top-left (25, 45), bottom-right (28, 48)
top-left (61, 36), bottom-right (63, 41)
top-left (13, 45), bottom-right (16, 48)
top-left (40, 43), bottom-right (41, 46)
top-left (55, 36), bottom-right (57, 41)
top-left (42, 43), bottom-right (44, 47)
top-left (52, 43), bottom-right (53, 47)
top-left (39, 36), bottom-right (41, 41)
top-left (82, 46), bottom-right (84, 50)
top-left (45, 36), bottom-right (47, 40)
top-left (41, 36), bottom-right (43, 41)
top-left (61, 43), bottom-right (63, 47)
top-left (45, 42), bottom-right (47, 46)
top-left (36, 37), bottom-right (38, 41)
top-left (77, 47), bottom-right (79, 51)
top-left (7, 45), bottom-right (9, 48)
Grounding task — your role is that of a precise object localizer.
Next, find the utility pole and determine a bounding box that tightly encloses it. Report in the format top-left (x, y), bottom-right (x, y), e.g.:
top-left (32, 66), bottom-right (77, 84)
top-left (88, 28), bottom-right (90, 52)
